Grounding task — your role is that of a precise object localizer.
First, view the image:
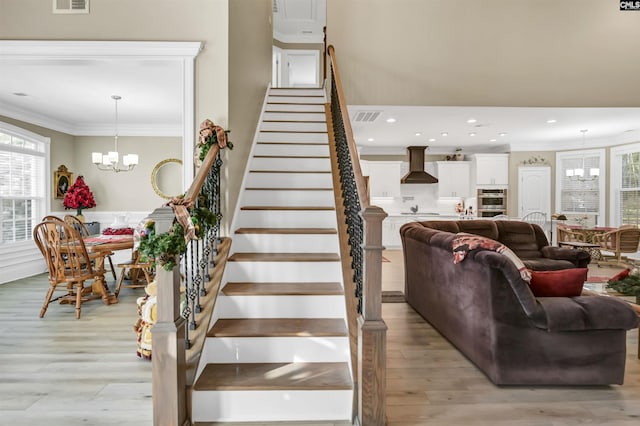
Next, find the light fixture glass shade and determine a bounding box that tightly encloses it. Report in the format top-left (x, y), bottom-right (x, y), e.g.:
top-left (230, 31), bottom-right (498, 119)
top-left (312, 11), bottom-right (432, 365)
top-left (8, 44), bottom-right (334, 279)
top-left (590, 168), bottom-right (600, 177)
top-left (92, 95), bottom-right (138, 173)
top-left (566, 169), bottom-right (574, 177)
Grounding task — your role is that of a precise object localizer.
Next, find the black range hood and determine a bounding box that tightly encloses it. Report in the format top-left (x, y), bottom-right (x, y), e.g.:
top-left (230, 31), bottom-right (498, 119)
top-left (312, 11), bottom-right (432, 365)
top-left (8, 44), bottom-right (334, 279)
top-left (400, 146), bottom-right (438, 184)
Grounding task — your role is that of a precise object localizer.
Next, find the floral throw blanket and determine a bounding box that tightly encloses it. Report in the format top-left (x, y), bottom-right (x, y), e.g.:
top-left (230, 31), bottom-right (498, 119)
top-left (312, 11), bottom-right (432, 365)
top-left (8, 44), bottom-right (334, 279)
top-left (452, 232), bottom-right (531, 281)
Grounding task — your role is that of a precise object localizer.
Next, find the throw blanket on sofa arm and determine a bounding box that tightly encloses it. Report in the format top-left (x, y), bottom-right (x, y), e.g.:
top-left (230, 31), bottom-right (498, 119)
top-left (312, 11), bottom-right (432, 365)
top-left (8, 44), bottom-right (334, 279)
top-left (452, 232), bottom-right (532, 281)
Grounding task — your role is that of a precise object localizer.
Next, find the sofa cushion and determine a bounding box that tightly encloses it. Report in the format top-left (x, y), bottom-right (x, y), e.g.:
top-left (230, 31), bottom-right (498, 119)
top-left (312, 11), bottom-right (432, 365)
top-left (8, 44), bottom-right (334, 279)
top-left (529, 268), bottom-right (588, 297)
top-left (452, 233), bottom-right (531, 281)
top-left (522, 258), bottom-right (578, 271)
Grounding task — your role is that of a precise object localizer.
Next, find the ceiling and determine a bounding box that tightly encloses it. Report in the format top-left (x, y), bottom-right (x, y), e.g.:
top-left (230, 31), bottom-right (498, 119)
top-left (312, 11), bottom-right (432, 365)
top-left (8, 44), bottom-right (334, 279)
top-left (1, 1), bottom-right (639, 151)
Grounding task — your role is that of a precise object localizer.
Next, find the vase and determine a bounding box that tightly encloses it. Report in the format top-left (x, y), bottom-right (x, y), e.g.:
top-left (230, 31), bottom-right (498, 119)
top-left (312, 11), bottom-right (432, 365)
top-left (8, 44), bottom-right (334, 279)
top-left (76, 208), bottom-right (85, 223)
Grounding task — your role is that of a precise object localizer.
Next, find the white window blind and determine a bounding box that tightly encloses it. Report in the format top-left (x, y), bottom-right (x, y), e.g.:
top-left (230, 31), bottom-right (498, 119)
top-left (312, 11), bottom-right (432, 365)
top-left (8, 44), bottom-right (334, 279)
top-left (619, 151), bottom-right (640, 226)
top-left (559, 155), bottom-right (601, 213)
top-left (0, 131), bottom-right (46, 244)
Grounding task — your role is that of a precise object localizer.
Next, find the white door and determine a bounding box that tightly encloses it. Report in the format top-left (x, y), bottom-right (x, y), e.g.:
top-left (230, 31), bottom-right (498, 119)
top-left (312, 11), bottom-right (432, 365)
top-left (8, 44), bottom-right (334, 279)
top-left (518, 166), bottom-right (551, 218)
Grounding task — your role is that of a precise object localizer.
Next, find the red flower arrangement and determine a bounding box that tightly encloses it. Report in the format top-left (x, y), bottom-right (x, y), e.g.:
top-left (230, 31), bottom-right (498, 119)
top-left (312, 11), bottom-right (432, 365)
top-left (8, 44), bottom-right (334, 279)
top-left (63, 176), bottom-right (97, 215)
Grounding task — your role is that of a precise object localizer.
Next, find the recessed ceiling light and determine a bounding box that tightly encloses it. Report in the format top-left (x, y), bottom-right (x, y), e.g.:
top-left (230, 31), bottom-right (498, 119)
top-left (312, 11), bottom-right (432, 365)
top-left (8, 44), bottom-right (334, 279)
top-left (415, 132), bottom-right (422, 136)
top-left (441, 132), bottom-right (448, 137)
top-left (367, 138), bottom-right (374, 142)
top-left (499, 132), bottom-right (507, 137)
top-left (489, 138), bottom-right (497, 142)
top-left (469, 132), bottom-right (476, 137)
top-left (467, 118), bottom-right (477, 124)
top-left (428, 138), bottom-right (436, 142)
top-left (12, 92), bottom-right (28, 97)
top-left (546, 119), bottom-right (557, 124)
top-left (386, 118), bottom-right (396, 123)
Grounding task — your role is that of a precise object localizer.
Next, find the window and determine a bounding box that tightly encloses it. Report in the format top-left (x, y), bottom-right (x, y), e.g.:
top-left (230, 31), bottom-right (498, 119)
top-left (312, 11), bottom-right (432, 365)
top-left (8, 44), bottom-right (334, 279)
top-left (556, 149), bottom-right (605, 226)
top-left (611, 143), bottom-right (640, 227)
top-left (0, 123), bottom-right (50, 245)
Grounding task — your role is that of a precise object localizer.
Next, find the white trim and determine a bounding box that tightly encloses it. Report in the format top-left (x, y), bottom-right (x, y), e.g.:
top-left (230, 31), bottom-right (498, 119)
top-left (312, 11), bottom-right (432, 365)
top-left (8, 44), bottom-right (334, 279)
top-left (0, 40), bottom-right (202, 141)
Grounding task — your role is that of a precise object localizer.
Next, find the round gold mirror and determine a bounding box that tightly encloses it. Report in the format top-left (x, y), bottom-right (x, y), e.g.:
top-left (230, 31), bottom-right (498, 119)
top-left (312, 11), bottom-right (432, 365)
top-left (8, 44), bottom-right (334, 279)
top-left (151, 158), bottom-right (183, 199)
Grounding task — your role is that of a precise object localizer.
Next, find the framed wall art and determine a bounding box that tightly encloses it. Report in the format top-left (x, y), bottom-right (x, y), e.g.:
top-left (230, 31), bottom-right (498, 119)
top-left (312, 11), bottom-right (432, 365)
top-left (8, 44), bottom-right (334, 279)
top-left (54, 164), bottom-right (73, 199)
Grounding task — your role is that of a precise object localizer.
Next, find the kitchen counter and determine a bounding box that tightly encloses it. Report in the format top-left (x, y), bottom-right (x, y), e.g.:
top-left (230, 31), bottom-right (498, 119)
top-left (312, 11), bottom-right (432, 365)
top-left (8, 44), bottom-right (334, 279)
top-left (383, 213), bottom-right (474, 248)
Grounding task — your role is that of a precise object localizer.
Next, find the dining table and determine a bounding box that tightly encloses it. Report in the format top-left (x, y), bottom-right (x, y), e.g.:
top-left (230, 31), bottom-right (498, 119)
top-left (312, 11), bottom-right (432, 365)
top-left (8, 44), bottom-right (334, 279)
top-left (83, 234), bottom-right (135, 305)
top-left (559, 225), bottom-right (615, 261)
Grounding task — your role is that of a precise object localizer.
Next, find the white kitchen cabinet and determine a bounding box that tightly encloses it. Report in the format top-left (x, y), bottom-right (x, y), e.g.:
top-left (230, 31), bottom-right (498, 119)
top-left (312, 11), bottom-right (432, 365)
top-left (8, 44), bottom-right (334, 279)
top-left (435, 161), bottom-right (471, 198)
top-left (471, 154), bottom-right (509, 188)
top-left (367, 161), bottom-right (402, 198)
top-left (382, 217), bottom-right (401, 248)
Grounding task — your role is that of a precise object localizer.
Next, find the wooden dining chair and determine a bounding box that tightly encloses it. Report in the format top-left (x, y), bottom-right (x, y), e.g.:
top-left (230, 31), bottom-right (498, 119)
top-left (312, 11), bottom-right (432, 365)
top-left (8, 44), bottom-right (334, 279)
top-left (63, 214), bottom-right (117, 280)
top-left (114, 250), bottom-right (154, 298)
top-left (593, 225), bottom-right (640, 267)
top-left (556, 224), bottom-right (587, 245)
top-left (33, 218), bottom-right (104, 319)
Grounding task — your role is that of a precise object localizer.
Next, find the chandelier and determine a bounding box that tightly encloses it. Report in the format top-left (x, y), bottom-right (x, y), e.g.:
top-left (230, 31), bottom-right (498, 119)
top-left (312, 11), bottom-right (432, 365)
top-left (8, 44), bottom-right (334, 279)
top-left (565, 129), bottom-right (599, 181)
top-left (91, 95), bottom-right (138, 172)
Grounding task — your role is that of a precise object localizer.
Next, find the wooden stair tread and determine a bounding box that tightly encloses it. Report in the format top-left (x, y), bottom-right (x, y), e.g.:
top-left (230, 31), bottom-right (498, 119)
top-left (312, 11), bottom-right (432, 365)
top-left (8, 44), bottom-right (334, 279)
top-left (194, 362), bottom-right (352, 391)
top-left (249, 170), bottom-right (331, 174)
top-left (240, 206), bottom-right (335, 211)
top-left (260, 130), bottom-right (327, 133)
top-left (209, 318), bottom-right (348, 337)
top-left (256, 141), bottom-right (328, 145)
top-left (235, 227), bottom-right (337, 234)
top-left (262, 119), bottom-right (326, 123)
top-left (245, 187), bottom-right (332, 191)
top-left (222, 282), bottom-right (343, 296)
top-left (228, 253), bottom-right (340, 262)
top-left (253, 154), bottom-right (329, 158)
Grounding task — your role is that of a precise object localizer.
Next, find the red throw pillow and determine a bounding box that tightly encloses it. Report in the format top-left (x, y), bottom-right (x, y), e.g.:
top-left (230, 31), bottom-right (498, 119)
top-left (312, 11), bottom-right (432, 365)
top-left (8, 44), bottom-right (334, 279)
top-left (528, 268), bottom-right (588, 297)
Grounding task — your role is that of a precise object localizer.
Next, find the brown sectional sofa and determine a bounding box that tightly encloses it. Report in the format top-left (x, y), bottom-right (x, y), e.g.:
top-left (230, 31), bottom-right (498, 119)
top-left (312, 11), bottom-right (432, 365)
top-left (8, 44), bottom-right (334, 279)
top-left (400, 219), bottom-right (639, 385)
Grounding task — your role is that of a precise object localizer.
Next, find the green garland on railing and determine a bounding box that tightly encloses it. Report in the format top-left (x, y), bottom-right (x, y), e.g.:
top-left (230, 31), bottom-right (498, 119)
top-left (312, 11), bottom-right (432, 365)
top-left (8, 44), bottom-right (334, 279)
top-left (138, 194), bottom-right (217, 271)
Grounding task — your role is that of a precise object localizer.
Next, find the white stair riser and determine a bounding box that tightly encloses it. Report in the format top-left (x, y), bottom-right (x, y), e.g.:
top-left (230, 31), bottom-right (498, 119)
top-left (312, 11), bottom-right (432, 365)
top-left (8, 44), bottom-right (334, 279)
top-left (245, 172), bottom-right (332, 188)
top-left (191, 390), bottom-right (352, 423)
top-left (260, 121), bottom-right (327, 132)
top-left (265, 103), bottom-right (325, 113)
top-left (267, 96), bottom-right (325, 104)
top-left (258, 132), bottom-right (328, 143)
top-left (242, 189), bottom-right (334, 206)
top-left (269, 88), bottom-right (325, 97)
top-left (263, 112), bottom-right (326, 122)
top-left (250, 157), bottom-right (331, 171)
top-left (234, 210), bottom-right (337, 228)
top-left (201, 337), bottom-right (349, 364)
top-left (232, 233), bottom-right (338, 253)
top-left (225, 261), bottom-right (342, 283)
top-left (254, 143), bottom-right (329, 157)
top-left (213, 295), bottom-right (346, 319)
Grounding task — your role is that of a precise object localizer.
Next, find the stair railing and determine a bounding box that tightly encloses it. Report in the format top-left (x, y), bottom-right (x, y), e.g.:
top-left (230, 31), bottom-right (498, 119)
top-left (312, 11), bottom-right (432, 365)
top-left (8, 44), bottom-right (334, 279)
top-left (326, 44), bottom-right (388, 426)
top-left (148, 138), bottom-right (227, 426)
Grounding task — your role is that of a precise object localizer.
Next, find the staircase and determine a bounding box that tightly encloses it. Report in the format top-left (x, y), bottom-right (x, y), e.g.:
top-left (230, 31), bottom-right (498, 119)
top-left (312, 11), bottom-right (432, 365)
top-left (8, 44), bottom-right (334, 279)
top-left (191, 87), bottom-right (354, 423)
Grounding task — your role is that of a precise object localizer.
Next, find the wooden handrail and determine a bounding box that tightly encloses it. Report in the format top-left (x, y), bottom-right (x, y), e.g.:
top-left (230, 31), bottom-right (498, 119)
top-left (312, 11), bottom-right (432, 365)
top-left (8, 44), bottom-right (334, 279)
top-left (183, 144), bottom-right (221, 204)
top-left (327, 45), bottom-right (370, 207)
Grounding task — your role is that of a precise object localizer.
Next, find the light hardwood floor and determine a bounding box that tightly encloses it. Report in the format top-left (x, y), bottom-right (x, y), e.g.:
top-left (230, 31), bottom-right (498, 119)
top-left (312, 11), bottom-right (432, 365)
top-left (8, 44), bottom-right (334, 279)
top-left (1, 253), bottom-right (639, 425)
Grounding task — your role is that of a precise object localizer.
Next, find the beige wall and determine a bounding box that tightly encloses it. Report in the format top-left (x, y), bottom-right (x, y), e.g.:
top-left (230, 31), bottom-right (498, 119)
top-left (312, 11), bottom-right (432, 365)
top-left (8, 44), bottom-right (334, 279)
top-left (227, 0), bottom-right (273, 228)
top-left (327, 0), bottom-right (640, 107)
top-left (74, 136), bottom-right (181, 211)
top-left (1, 0), bottom-right (232, 219)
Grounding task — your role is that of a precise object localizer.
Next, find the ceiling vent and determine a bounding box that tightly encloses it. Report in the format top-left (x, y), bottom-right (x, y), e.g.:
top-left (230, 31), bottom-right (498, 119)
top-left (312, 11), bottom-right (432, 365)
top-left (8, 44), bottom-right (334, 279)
top-left (353, 111), bottom-right (381, 122)
top-left (52, 0), bottom-right (89, 14)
